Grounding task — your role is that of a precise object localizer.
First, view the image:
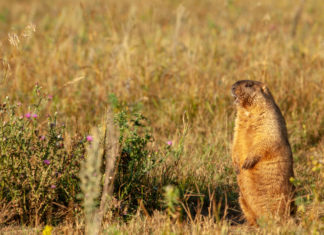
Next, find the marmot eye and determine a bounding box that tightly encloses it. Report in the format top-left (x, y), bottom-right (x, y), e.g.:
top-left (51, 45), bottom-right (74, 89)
top-left (245, 82), bottom-right (254, 88)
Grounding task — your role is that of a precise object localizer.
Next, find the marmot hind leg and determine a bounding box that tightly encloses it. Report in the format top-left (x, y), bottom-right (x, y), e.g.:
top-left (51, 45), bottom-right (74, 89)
top-left (239, 194), bottom-right (257, 226)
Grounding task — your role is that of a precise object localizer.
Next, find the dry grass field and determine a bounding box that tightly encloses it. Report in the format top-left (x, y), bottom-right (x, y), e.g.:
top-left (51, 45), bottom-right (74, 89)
top-left (0, 0), bottom-right (323, 234)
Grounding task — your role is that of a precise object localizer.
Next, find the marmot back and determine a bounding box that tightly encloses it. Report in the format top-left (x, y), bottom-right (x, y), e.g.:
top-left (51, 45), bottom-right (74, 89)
top-left (231, 80), bottom-right (295, 225)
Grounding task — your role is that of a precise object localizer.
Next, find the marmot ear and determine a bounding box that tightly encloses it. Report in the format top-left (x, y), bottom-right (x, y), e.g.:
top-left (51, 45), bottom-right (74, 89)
top-left (261, 85), bottom-right (274, 99)
top-left (261, 85), bottom-right (270, 95)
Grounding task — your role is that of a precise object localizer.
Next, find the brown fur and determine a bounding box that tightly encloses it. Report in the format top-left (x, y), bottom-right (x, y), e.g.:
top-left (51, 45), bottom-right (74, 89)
top-left (231, 80), bottom-right (295, 225)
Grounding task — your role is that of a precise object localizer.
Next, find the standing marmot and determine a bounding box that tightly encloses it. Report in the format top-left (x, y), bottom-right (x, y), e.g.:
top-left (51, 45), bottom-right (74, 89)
top-left (231, 80), bottom-right (295, 225)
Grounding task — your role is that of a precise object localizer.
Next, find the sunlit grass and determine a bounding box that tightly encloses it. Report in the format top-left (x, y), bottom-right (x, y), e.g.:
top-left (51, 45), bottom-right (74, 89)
top-left (0, 0), bottom-right (323, 233)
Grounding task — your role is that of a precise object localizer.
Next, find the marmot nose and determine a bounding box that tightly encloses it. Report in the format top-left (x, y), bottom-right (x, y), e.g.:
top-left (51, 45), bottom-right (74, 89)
top-left (231, 83), bottom-right (238, 96)
top-left (231, 86), bottom-right (235, 95)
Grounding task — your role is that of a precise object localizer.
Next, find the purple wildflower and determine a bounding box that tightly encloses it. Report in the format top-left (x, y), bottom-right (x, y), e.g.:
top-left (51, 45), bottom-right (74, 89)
top-left (25, 113), bottom-right (31, 119)
top-left (86, 135), bottom-right (93, 142)
top-left (167, 141), bottom-right (172, 146)
top-left (40, 135), bottom-right (46, 140)
top-left (50, 185), bottom-right (56, 189)
top-left (43, 159), bottom-right (50, 165)
top-left (48, 95), bottom-right (53, 100)
top-left (32, 114), bottom-right (38, 118)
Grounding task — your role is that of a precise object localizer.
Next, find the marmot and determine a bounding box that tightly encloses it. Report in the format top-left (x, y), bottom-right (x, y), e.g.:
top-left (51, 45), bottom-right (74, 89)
top-left (231, 80), bottom-right (295, 225)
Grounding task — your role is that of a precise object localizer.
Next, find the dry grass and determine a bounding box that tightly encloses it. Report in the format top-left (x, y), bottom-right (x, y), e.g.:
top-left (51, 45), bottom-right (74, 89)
top-left (1, 0), bottom-right (324, 233)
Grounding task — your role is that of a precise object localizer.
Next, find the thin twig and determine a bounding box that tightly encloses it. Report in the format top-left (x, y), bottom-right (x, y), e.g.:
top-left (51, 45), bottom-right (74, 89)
top-left (98, 108), bottom-right (120, 226)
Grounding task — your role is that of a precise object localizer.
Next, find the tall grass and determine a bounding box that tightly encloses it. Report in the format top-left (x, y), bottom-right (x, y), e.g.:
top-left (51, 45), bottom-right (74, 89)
top-left (79, 127), bottom-right (103, 235)
top-left (0, 0), bottom-right (324, 233)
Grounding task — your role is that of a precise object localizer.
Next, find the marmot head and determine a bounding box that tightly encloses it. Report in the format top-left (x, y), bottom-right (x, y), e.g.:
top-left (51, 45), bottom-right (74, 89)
top-left (231, 80), bottom-right (273, 109)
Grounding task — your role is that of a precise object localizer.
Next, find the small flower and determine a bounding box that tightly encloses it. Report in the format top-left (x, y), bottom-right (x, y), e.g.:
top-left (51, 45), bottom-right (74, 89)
top-left (56, 142), bottom-right (64, 148)
top-left (43, 159), bottom-right (50, 165)
top-left (40, 135), bottom-right (46, 140)
top-left (50, 185), bottom-right (56, 189)
top-left (32, 113), bottom-right (38, 118)
top-left (86, 135), bottom-right (93, 142)
top-left (167, 141), bottom-right (172, 146)
top-left (48, 95), bottom-right (53, 100)
top-left (25, 113), bottom-right (31, 119)
top-left (42, 225), bottom-right (53, 235)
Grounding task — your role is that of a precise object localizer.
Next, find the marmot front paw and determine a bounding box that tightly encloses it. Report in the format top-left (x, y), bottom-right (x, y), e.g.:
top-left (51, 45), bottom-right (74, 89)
top-left (242, 156), bottom-right (260, 169)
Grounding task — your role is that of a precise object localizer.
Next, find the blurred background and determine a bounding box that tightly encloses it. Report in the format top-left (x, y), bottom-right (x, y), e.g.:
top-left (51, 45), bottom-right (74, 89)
top-left (0, 0), bottom-right (323, 233)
